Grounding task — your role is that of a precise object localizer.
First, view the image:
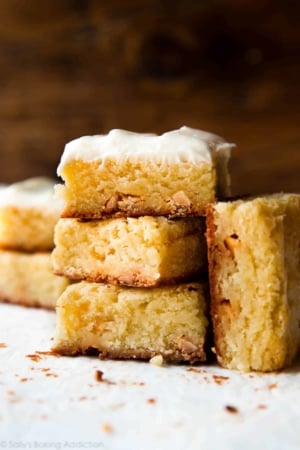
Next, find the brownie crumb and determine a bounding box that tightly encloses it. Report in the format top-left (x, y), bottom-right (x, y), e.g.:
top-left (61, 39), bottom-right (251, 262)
top-left (225, 405), bottom-right (239, 414)
top-left (257, 404), bottom-right (267, 410)
top-left (36, 350), bottom-right (61, 358)
top-left (101, 423), bottom-right (113, 433)
top-left (110, 402), bottom-right (126, 410)
top-left (26, 354), bottom-right (42, 363)
top-left (45, 372), bottom-right (59, 378)
top-left (94, 370), bottom-right (116, 385)
top-left (95, 370), bottom-right (104, 382)
top-left (26, 351), bottom-right (60, 363)
top-left (120, 380), bottom-right (145, 387)
top-left (149, 355), bottom-right (164, 366)
top-left (212, 375), bottom-right (230, 385)
top-left (186, 367), bottom-right (207, 374)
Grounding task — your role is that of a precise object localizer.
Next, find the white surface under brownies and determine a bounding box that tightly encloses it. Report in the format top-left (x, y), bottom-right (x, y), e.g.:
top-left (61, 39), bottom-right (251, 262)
top-left (0, 303), bottom-right (299, 450)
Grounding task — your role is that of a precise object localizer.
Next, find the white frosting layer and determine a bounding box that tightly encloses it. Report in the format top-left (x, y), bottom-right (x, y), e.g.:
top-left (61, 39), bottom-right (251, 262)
top-left (57, 126), bottom-right (234, 175)
top-left (0, 177), bottom-right (62, 211)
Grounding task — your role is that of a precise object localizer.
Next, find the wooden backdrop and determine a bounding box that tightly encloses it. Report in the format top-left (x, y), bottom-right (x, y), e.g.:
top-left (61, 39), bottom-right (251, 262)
top-left (0, 0), bottom-right (299, 196)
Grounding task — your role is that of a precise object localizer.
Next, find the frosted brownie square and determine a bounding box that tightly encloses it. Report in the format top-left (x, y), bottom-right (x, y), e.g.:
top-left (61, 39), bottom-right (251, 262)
top-left (57, 127), bottom-right (233, 219)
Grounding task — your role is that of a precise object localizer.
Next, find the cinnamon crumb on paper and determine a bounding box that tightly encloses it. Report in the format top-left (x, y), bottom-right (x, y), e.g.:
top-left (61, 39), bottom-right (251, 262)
top-left (120, 380), bottom-right (145, 387)
top-left (186, 367), bottom-right (207, 374)
top-left (35, 350), bottom-right (61, 357)
top-left (101, 423), bottom-right (113, 433)
top-left (225, 405), bottom-right (239, 414)
top-left (26, 354), bottom-right (42, 362)
top-left (26, 350), bottom-right (60, 363)
top-left (45, 372), bottom-right (58, 378)
top-left (212, 374), bottom-right (230, 385)
top-left (95, 370), bottom-right (104, 382)
top-left (94, 370), bottom-right (116, 385)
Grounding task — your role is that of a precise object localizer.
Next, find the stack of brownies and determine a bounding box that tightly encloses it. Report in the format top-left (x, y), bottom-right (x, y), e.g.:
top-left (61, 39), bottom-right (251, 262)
top-left (0, 177), bottom-right (69, 309)
top-left (52, 127), bottom-right (233, 363)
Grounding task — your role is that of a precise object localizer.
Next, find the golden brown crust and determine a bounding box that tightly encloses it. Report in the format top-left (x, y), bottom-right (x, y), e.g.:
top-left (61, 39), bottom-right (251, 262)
top-left (0, 295), bottom-right (55, 311)
top-left (53, 267), bottom-right (206, 288)
top-left (61, 209), bottom-right (205, 220)
top-left (0, 244), bottom-right (54, 253)
top-left (205, 203), bottom-right (225, 366)
top-left (53, 344), bottom-right (206, 364)
top-left (61, 197), bottom-right (206, 219)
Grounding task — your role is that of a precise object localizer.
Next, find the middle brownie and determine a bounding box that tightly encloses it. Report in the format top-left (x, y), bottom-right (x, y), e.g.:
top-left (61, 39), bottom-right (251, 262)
top-left (52, 216), bottom-right (207, 287)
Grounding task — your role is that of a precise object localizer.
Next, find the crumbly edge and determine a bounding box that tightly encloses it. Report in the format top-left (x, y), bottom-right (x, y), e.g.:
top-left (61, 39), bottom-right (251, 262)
top-left (53, 344), bottom-right (206, 364)
top-left (205, 204), bottom-right (224, 365)
top-left (0, 244), bottom-right (54, 253)
top-left (53, 267), bottom-right (206, 288)
top-left (0, 206), bottom-right (59, 251)
top-left (0, 295), bottom-right (55, 310)
top-left (61, 204), bottom-right (206, 220)
top-left (206, 199), bottom-right (297, 372)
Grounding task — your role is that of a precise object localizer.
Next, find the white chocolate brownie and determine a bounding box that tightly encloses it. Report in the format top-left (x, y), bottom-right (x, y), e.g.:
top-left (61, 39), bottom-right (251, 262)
top-left (206, 193), bottom-right (300, 372)
top-left (0, 177), bottom-right (63, 251)
top-left (57, 127), bottom-right (233, 219)
top-left (53, 281), bottom-right (209, 363)
top-left (52, 216), bottom-right (207, 287)
top-left (0, 249), bottom-right (69, 309)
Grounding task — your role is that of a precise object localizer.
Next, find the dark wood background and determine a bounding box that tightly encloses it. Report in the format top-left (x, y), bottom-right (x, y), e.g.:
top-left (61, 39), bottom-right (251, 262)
top-left (0, 0), bottom-right (299, 196)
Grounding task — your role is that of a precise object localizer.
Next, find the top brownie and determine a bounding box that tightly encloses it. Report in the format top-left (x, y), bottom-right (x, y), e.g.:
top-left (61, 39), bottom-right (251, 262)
top-left (57, 126), bottom-right (234, 219)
